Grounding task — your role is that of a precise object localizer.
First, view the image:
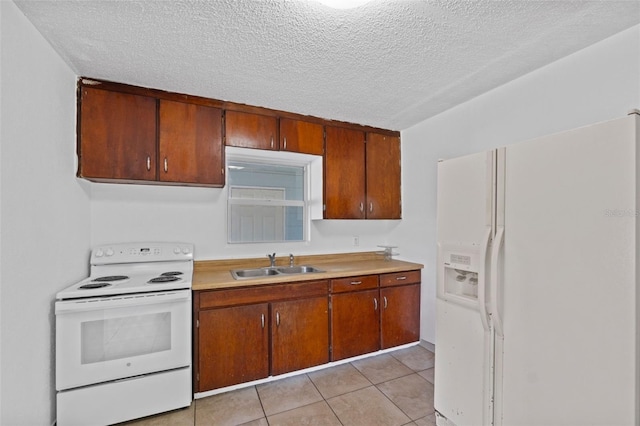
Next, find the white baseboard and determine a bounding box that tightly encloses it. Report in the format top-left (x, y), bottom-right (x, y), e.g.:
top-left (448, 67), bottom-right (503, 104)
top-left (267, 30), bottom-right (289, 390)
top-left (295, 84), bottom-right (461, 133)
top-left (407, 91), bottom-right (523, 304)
top-left (419, 339), bottom-right (435, 353)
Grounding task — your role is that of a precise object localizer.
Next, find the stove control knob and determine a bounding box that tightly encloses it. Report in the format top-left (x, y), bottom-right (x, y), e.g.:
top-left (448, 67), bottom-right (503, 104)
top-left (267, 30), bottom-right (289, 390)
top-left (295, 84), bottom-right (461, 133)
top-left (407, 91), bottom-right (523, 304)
top-left (106, 248), bottom-right (114, 257)
top-left (182, 247), bottom-right (191, 255)
top-left (174, 247), bottom-right (181, 254)
top-left (95, 249), bottom-right (104, 258)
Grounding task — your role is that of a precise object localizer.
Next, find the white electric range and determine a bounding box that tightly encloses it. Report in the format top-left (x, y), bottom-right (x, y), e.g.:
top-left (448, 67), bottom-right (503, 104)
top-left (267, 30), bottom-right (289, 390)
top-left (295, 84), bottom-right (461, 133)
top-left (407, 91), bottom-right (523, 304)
top-left (55, 242), bottom-right (194, 426)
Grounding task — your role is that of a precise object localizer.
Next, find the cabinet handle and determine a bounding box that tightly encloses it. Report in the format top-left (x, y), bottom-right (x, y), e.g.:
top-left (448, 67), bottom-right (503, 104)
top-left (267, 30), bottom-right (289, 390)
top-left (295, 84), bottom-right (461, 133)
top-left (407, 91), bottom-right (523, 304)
top-left (270, 136), bottom-right (274, 149)
top-left (146, 156), bottom-right (151, 171)
top-left (396, 276), bottom-right (407, 281)
top-left (276, 311), bottom-right (280, 326)
top-left (163, 158), bottom-right (168, 173)
top-left (261, 313), bottom-right (265, 329)
top-left (359, 202), bottom-right (364, 213)
top-left (374, 298), bottom-right (378, 311)
top-left (350, 281), bottom-right (362, 285)
top-left (383, 296), bottom-right (388, 309)
top-left (369, 202), bottom-right (373, 213)
top-left (283, 137), bottom-right (287, 150)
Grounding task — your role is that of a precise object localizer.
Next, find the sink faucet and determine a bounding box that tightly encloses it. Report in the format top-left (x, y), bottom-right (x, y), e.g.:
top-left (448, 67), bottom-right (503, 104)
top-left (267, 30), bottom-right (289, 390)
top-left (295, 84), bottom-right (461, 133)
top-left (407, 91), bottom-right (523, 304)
top-left (289, 253), bottom-right (294, 267)
top-left (267, 253), bottom-right (276, 267)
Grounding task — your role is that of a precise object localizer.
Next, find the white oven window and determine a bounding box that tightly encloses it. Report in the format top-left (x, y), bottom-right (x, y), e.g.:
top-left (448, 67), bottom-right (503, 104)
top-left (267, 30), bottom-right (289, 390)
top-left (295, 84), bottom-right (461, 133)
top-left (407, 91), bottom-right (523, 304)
top-left (81, 312), bottom-right (172, 364)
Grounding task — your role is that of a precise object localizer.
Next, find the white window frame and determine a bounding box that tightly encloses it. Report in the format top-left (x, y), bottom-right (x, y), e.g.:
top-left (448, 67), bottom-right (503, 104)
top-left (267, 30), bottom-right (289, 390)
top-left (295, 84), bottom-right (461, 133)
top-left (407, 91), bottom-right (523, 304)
top-left (226, 147), bottom-right (323, 244)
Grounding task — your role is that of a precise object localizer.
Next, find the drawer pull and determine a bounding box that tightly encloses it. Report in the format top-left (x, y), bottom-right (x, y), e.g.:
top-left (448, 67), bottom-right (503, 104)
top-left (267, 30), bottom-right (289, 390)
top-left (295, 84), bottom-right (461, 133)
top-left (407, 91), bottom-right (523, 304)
top-left (350, 281), bottom-right (362, 285)
top-left (261, 313), bottom-right (265, 329)
top-left (276, 311), bottom-right (280, 326)
top-left (146, 156), bottom-right (151, 171)
top-left (383, 296), bottom-right (388, 309)
top-left (374, 298), bottom-right (378, 311)
top-left (396, 276), bottom-right (407, 281)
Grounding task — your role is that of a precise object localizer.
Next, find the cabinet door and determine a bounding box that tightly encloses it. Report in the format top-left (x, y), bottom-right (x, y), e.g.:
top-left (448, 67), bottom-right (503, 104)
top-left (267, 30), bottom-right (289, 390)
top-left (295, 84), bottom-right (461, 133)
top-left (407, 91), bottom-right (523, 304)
top-left (271, 297), bottom-right (329, 376)
top-left (225, 110), bottom-right (278, 150)
top-left (198, 304), bottom-right (269, 391)
top-left (280, 118), bottom-right (324, 155)
top-left (79, 87), bottom-right (156, 181)
top-left (380, 284), bottom-right (420, 349)
top-left (324, 126), bottom-right (366, 219)
top-left (331, 289), bottom-right (380, 361)
top-left (159, 100), bottom-right (224, 186)
top-left (366, 133), bottom-right (401, 219)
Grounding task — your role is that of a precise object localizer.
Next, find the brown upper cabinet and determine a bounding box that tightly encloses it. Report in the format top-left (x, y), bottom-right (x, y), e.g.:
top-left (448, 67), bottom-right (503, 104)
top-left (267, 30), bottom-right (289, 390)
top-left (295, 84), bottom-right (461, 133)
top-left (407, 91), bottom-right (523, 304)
top-left (324, 128), bottom-right (401, 219)
top-left (79, 87), bottom-right (157, 182)
top-left (78, 85), bottom-right (225, 187)
top-left (365, 133), bottom-right (402, 219)
top-left (77, 79), bottom-right (400, 197)
top-left (225, 110), bottom-right (278, 151)
top-left (324, 126), bottom-right (367, 219)
top-left (159, 100), bottom-right (224, 186)
top-left (279, 118), bottom-right (324, 155)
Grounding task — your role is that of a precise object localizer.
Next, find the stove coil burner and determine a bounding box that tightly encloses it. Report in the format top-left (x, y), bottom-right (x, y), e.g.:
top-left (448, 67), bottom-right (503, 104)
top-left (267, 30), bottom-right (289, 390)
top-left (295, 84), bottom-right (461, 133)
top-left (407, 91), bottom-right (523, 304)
top-left (79, 282), bottom-right (112, 290)
top-left (92, 275), bottom-right (129, 282)
top-left (148, 275), bottom-right (181, 284)
top-left (161, 271), bottom-right (183, 277)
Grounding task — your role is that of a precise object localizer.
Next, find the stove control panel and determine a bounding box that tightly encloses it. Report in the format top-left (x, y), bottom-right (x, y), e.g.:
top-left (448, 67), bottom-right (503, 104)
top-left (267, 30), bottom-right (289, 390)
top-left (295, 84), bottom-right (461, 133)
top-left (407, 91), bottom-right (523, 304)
top-left (91, 242), bottom-right (194, 265)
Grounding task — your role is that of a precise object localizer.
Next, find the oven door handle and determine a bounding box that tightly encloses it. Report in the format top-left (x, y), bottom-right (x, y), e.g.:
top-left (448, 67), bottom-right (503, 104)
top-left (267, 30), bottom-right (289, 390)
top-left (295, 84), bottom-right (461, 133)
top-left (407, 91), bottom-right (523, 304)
top-left (55, 290), bottom-right (191, 314)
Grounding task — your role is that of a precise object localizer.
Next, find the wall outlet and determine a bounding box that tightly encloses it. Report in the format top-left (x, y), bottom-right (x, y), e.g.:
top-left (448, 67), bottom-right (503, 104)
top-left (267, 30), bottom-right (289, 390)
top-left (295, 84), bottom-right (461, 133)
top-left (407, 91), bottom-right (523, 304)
top-left (353, 236), bottom-right (359, 246)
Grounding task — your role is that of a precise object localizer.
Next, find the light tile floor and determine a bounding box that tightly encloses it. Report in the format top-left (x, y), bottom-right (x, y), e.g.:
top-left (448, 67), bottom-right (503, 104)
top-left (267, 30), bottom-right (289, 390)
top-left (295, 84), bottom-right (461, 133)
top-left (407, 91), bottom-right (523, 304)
top-left (121, 345), bottom-right (435, 426)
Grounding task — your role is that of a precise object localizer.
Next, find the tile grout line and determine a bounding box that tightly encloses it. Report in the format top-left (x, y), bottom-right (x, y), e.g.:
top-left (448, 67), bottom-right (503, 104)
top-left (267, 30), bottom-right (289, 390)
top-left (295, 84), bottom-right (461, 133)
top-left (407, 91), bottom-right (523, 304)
top-left (306, 371), bottom-right (346, 426)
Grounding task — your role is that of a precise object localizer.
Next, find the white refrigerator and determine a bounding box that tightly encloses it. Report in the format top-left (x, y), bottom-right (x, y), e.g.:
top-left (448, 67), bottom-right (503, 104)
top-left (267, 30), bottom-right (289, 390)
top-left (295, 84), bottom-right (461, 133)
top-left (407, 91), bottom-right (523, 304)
top-left (434, 113), bottom-right (640, 426)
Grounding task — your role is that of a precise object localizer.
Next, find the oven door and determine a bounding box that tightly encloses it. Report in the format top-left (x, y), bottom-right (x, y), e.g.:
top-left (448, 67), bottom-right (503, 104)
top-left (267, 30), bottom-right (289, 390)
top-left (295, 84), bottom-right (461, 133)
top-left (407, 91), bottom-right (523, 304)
top-left (55, 290), bottom-right (191, 391)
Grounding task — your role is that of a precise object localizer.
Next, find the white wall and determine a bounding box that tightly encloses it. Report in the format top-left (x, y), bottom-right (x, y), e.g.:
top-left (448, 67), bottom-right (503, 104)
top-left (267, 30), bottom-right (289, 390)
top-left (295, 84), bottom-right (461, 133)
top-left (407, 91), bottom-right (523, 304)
top-left (89, 171), bottom-right (401, 259)
top-left (396, 24), bottom-right (640, 344)
top-left (0, 2), bottom-right (91, 424)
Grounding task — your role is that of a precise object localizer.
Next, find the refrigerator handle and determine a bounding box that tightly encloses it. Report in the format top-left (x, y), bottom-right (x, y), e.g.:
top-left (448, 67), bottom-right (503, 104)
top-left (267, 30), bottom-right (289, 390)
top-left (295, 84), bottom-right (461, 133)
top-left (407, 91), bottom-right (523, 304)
top-left (478, 226), bottom-right (492, 331)
top-left (490, 226), bottom-right (505, 337)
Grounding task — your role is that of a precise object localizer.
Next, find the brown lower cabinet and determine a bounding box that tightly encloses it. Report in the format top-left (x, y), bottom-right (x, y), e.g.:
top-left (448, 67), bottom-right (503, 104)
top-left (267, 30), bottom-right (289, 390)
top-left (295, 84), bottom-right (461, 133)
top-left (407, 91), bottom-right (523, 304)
top-left (194, 270), bottom-right (420, 393)
top-left (331, 288), bottom-right (381, 361)
top-left (195, 280), bottom-right (329, 392)
top-left (380, 284), bottom-right (421, 349)
top-left (380, 270), bottom-right (422, 349)
top-left (271, 296), bottom-right (329, 376)
top-left (197, 303), bottom-right (269, 391)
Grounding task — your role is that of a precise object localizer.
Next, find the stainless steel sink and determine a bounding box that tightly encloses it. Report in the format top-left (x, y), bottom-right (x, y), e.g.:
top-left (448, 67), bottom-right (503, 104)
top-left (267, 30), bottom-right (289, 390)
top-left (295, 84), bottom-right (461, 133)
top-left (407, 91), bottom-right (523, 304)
top-left (276, 265), bottom-right (323, 274)
top-left (231, 265), bottom-right (323, 280)
top-left (231, 268), bottom-right (280, 279)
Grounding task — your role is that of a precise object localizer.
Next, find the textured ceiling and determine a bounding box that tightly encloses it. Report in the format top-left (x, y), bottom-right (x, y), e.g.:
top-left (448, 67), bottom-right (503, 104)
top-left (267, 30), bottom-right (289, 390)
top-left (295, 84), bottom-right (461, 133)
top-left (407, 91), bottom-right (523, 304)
top-left (14, 0), bottom-right (640, 130)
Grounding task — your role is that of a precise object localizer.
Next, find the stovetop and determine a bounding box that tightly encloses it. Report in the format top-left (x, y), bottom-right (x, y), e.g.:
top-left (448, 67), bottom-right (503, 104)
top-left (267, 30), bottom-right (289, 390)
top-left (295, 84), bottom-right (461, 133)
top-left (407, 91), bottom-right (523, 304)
top-left (57, 243), bottom-right (194, 300)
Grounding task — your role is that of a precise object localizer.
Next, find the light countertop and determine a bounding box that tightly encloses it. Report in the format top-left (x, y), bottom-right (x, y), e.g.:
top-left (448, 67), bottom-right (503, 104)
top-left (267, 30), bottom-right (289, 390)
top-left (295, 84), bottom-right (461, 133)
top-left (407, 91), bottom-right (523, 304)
top-left (193, 251), bottom-right (424, 291)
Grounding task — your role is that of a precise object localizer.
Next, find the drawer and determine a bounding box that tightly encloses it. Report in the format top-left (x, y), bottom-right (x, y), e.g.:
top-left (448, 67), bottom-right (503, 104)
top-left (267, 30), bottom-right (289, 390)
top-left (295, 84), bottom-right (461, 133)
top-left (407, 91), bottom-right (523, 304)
top-left (330, 275), bottom-right (379, 293)
top-left (380, 270), bottom-right (421, 287)
top-left (199, 280), bottom-right (329, 309)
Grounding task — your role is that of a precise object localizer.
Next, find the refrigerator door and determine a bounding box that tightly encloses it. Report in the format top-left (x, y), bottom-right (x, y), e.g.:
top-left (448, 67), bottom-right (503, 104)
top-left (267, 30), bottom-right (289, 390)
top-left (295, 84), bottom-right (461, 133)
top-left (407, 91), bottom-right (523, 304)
top-left (498, 116), bottom-right (639, 425)
top-left (435, 151), bottom-right (494, 426)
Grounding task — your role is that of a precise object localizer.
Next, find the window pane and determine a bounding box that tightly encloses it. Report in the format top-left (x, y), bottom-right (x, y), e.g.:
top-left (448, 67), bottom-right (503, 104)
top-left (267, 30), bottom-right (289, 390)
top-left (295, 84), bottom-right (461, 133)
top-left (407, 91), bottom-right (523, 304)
top-left (228, 161), bottom-right (306, 243)
top-left (285, 206), bottom-right (304, 241)
top-left (229, 204), bottom-right (286, 242)
top-left (229, 162), bottom-right (304, 201)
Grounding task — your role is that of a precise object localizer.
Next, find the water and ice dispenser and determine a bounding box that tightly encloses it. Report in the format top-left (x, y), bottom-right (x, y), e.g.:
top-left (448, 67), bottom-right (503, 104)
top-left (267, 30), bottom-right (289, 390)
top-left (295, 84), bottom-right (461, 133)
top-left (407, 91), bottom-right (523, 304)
top-left (441, 244), bottom-right (481, 300)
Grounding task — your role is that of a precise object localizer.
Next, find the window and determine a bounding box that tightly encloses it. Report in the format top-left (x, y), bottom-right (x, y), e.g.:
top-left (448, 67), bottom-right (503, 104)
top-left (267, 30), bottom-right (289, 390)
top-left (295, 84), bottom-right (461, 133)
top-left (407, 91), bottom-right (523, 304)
top-left (226, 147), bottom-right (323, 244)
